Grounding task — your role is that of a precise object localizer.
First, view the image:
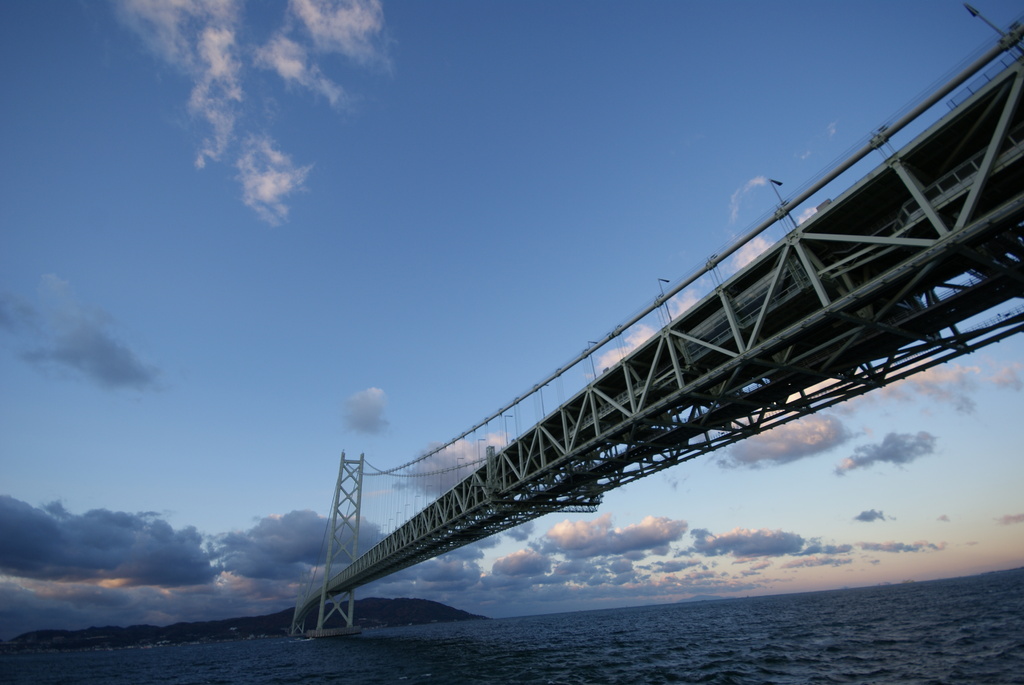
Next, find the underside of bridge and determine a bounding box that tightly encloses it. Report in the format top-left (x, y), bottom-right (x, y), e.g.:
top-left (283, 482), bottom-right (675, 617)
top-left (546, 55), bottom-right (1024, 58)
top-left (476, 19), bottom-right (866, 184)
top-left (293, 28), bottom-right (1024, 636)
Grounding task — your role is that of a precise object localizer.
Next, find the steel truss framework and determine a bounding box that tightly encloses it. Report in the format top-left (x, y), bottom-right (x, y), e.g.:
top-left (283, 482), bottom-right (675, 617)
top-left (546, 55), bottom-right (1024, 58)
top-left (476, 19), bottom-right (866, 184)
top-left (292, 454), bottom-right (364, 637)
top-left (295, 34), bottom-right (1024, 628)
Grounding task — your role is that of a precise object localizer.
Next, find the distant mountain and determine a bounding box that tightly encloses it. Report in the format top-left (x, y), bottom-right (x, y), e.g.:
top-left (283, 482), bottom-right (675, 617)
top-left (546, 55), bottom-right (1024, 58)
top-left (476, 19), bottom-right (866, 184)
top-left (2, 598), bottom-right (486, 653)
top-left (352, 597), bottom-right (486, 629)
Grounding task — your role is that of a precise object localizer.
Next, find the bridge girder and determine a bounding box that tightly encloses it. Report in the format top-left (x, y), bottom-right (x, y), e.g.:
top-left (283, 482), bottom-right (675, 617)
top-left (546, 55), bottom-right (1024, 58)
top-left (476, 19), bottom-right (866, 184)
top-left (295, 43), bottom-right (1024, 626)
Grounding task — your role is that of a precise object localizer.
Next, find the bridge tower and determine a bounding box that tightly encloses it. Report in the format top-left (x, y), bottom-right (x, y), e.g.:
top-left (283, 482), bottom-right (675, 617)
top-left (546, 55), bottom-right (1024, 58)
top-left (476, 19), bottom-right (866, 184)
top-left (292, 452), bottom-right (364, 637)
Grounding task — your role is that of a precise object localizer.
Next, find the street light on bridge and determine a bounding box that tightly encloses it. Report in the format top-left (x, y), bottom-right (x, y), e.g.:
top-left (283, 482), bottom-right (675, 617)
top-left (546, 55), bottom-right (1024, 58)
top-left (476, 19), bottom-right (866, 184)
top-left (770, 178), bottom-right (798, 229)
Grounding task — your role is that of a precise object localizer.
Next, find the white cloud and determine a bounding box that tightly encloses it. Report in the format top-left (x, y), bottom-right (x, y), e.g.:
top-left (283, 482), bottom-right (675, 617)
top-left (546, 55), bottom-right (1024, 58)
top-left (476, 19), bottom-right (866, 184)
top-left (255, 34), bottom-right (346, 107)
top-left (879, 364), bottom-right (982, 413)
top-left (689, 527), bottom-right (805, 559)
top-left (720, 414), bottom-right (852, 469)
top-left (235, 136), bottom-right (313, 225)
top-left (858, 540), bottom-right (945, 553)
top-left (727, 235), bottom-right (771, 272)
top-left (797, 121), bottom-right (838, 163)
top-left (114, 0), bottom-right (239, 67)
top-left (985, 361), bottom-right (1022, 391)
top-left (404, 433), bottom-right (506, 493)
top-left (290, 0), bottom-right (386, 65)
top-left (667, 288), bottom-right (701, 320)
top-left (343, 387), bottom-right (389, 434)
top-left (114, 0), bottom-right (243, 168)
top-left (840, 360), bottom-right (1021, 417)
top-left (544, 513), bottom-right (688, 559)
top-left (595, 324), bottom-right (656, 373)
top-left (190, 24), bottom-right (243, 168)
top-left (729, 175), bottom-right (767, 223)
top-left (781, 556), bottom-right (852, 569)
top-left (796, 206), bottom-right (818, 224)
top-left (114, 0), bottom-right (386, 223)
top-left (492, 549), bottom-right (550, 577)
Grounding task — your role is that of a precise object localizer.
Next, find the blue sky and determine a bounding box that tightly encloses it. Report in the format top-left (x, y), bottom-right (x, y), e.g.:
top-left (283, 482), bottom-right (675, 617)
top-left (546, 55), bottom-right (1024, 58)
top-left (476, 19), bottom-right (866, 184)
top-left (2, 0), bottom-right (1023, 638)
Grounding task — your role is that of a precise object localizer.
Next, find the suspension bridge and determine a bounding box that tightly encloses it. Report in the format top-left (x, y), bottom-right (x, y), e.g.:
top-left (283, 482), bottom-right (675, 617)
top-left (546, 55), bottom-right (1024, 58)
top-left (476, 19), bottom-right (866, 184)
top-left (293, 21), bottom-right (1024, 637)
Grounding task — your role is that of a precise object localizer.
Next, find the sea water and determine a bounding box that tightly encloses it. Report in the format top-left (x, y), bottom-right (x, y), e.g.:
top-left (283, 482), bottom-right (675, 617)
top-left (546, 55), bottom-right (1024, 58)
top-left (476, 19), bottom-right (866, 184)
top-left (3, 569), bottom-right (1022, 684)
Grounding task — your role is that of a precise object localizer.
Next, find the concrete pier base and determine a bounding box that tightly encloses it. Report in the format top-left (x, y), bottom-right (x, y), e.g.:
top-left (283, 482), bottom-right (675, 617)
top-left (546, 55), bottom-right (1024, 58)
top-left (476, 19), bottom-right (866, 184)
top-left (305, 626), bottom-right (362, 638)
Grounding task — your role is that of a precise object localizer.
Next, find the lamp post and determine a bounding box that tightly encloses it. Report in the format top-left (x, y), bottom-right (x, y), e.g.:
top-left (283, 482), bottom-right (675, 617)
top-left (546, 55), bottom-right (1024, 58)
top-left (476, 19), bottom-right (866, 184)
top-left (965, 3), bottom-right (1005, 37)
top-left (657, 278), bottom-right (671, 325)
top-left (965, 4), bottom-right (1023, 57)
top-left (770, 178), bottom-right (798, 229)
top-left (587, 341), bottom-right (598, 378)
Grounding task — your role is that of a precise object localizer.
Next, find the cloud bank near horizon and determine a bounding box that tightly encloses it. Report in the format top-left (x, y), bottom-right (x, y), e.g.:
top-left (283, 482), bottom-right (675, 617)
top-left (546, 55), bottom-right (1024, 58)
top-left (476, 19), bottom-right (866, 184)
top-left (0, 494), bottom-right (961, 640)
